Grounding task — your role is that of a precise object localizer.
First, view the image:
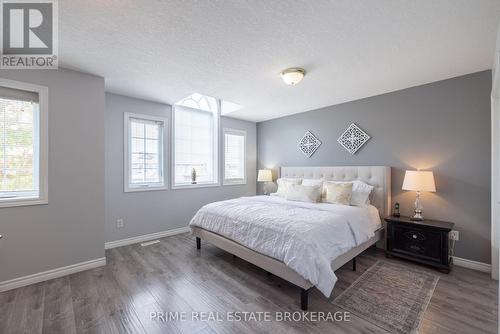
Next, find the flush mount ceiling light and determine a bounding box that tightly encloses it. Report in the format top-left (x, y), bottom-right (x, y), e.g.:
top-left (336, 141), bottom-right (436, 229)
top-left (280, 68), bottom-right (306, 85)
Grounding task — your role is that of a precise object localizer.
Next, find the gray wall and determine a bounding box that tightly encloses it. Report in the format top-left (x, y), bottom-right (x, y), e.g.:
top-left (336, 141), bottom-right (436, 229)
top-left (257, 70), bottom-right (491, 264)
top-left (105, 93), bottom-right (256, 242)
top-left (0, 69), bottom-right (106, 282)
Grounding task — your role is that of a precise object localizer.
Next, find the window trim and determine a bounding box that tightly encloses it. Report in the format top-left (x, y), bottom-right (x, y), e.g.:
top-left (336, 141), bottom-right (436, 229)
top-left (223, 128), bottom-right (247, 186)
top-left (171, 104), bottom-right (220, 189)
top-left (123, 112), bottom-right (168, 193)
top-left (0, 79), bottom-right (48, 208)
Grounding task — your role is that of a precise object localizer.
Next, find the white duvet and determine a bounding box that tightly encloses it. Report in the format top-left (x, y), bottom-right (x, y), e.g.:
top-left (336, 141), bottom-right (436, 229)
top-left (189, 195), bottom-right (381, 297)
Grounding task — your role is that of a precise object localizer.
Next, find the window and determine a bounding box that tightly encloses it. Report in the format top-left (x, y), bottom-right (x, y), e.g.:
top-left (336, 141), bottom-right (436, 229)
top-left (0, 79), bottom-right (48, 208)
top-left (173, 96), bottom-right (219, 188)
top-left (124, 113), bottom-right (167, 192)
top-left (223, 128), bottom-right (246, 185)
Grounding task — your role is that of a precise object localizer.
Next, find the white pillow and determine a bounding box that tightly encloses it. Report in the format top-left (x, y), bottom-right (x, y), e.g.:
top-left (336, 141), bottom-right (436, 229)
top-left (321, 180), bottom-right (374, 206)
top-left (321, 180), bottom-right (344, 199)
top-left (274, 178), bottom-right (302, 197)
top-left (302, 178), bottom-right (324, 188)
top-left (323, 182), bottom-right (353, 205)
top-left (351, 180), bottom-right (374, 206)
top-left (286, 184), bottom-right (322, 203)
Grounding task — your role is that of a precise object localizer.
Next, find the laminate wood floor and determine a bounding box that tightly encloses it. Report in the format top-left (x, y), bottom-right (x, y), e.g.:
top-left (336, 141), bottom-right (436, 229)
top-left (0, 233), bottom-right (497, 334)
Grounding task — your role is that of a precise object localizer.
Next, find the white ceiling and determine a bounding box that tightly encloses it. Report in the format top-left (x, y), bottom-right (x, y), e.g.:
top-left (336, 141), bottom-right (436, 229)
top-left (60, 1), bottom-right (500, 122)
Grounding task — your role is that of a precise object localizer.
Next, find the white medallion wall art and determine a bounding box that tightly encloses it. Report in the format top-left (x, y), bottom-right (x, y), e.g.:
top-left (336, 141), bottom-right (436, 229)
top-left (337, 123), bottom-right (371, 154)
top-left (298, 131), bottom-right (322, 158)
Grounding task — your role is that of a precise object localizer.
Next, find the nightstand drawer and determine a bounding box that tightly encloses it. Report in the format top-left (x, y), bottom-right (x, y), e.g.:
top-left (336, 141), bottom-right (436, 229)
top-left (392, 225), bottom-right (442, 262)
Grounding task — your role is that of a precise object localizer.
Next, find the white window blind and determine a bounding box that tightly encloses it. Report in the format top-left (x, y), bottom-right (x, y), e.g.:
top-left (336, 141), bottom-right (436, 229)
top-left (125, 113), bottom-right (166, 191)
top-left (0, 95), bottom-right (40, 199)
top-left (223, 129), bottom-right (246, 185)
top-left (174, 105), bottom-right (218, 186)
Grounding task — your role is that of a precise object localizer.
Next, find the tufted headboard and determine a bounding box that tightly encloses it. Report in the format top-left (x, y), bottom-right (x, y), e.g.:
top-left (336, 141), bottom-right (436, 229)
top-left (280, 166), bottom-right (391, 218)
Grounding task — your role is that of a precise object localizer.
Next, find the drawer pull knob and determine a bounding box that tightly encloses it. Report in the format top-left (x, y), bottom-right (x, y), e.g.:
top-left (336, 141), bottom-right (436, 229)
top-left (403, 231), bottom-right (426, 241)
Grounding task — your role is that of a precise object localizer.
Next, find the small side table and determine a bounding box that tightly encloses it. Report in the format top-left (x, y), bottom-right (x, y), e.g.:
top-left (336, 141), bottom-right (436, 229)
top-left (385, 216), bottom-right (454, 273)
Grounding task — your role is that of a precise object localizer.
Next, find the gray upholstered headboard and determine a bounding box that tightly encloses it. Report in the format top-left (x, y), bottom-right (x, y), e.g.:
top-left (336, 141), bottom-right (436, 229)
top-left (280, 166), bottom-right (391, 218)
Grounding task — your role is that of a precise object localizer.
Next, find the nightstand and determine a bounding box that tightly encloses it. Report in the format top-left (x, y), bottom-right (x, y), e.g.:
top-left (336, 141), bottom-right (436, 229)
top-left (385, 216), bottom-right (454, 273)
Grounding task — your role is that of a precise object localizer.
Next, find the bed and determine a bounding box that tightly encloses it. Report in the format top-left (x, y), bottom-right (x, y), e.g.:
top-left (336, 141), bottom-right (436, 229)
top-left (190, 166), bottom-right (391, 310)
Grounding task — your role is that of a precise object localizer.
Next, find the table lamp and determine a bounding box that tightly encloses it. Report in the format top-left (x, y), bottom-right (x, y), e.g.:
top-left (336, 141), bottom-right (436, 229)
top-left (402, 170), bottom-right (436, 221)
top-left (257, 169), bottom-right (273, 195)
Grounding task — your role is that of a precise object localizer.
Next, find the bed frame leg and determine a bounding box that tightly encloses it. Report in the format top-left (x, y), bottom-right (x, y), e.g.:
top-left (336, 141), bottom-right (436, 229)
top-left (300, 288), bottom-right (309, 311)
top-left (196, 237), bottom-right (201, 250)
top-left (352, 257), bottom-right (356, 271)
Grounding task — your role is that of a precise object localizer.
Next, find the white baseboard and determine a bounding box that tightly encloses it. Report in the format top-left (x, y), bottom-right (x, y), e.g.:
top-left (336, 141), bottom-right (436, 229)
top-left (453, 256), bottom-right (491, 273)
top-left (0, 228), bottom-right (190, 292)
top-left (105, 226), bottom-right (190, 250)
top-left (0, 257), bottom-right (106, 292)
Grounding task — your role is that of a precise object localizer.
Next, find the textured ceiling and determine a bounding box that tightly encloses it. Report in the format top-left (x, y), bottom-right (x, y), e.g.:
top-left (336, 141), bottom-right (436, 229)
top-left (60, 1), bottom-right (500, 122)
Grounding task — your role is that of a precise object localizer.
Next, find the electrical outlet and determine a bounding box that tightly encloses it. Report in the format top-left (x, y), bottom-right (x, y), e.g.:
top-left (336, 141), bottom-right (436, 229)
top-left (116, 218), bottom-right (124, 228)
top-left (450, 230), bottom-right (459, 241)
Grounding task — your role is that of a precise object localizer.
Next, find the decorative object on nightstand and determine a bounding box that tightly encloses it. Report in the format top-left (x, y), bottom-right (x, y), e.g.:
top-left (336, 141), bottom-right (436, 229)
top-left (402, 170), bottom-right (436, 221)
top-left (257, 169), bottom-right (273, 195)
top-left (385, 216), bottom-right (454, 273)
top-left (393, 202), bottom-right (401, 217)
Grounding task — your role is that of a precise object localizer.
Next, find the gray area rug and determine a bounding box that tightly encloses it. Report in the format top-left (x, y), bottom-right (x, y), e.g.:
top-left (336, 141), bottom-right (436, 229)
top-left (333, 261), bottom-right (439, 334)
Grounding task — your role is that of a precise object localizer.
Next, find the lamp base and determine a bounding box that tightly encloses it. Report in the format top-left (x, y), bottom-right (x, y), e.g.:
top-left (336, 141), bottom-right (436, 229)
top-left (411, 191), bottom-right (424, 221)
top-left (411, 210), bottom-right (424, 221)
top-left (263, 182), bottom-right (271, 196)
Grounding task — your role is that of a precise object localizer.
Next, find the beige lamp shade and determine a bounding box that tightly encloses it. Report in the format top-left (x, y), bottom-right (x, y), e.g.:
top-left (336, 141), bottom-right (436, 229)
top-left (402, 170), bottom-right (436, 192)
top-left (257, 169), bottom-right (273, 182)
